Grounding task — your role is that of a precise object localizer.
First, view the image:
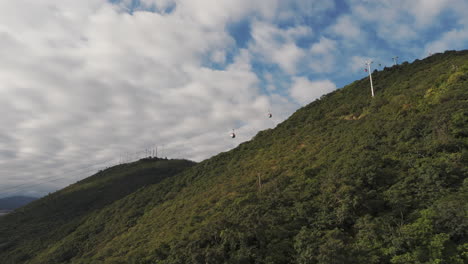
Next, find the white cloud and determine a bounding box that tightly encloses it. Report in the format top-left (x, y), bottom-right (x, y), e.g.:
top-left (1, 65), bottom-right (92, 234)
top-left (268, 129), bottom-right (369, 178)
top-left (289, 77), bottom-right (336, 105)
top-left (173, 0), bottom-right (334, 28)
top-left (274, 43), bottom-right (307, 74)
top-left (169, 0), bottom-right (287, 28)
top-left (346, 0), bottom-right (468, 55)
top-left (424, 28), bottom-right (468, 54)
top-left (249, 20), bottom-right (310, 74)
top-left (310, 55), bottom-right (336, 74)
top-left (329, 15), bottom-right (362, 39)
top-left (310, 37), bottom-right (337, 55)
top-left (346, 0), bottom-right (468, 44)
top-left (309, 37), bottom-right (338, 73)
top-left (210, 50), bottom-right (227, 64)
top-left (407, 0), bottom-right (452, 27)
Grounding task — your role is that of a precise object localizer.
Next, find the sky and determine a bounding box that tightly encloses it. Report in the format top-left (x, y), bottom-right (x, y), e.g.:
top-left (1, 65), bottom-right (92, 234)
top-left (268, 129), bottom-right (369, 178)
top-left (0, 0), bottom-right (467, 198)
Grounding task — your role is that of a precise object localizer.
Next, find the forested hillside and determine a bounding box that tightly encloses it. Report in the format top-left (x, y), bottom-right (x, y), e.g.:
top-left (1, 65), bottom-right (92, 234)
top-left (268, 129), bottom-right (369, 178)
top-left (1, 50), bottom-right (467, 264)
top-left (0, 158), bottom-right (196, 263)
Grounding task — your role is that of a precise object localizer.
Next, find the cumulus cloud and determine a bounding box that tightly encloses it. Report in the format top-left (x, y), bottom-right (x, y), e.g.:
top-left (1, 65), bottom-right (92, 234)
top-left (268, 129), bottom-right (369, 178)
top-left (406, 0), bottom-right (458, 27)
top-left (249, 20), bottom-right (310, 75)
top-left (346, 0), bottom-right (468, 44)
top-left (289, 77), bottom-right (336, 105)
top-left (425, 28), bottom-right (468, 54)
top-left (310, 37), bottom-right (337, 55)
top-left (309, 37), bottom-right (338, 73)
top-left (329, 15), bottom-right (362, 39)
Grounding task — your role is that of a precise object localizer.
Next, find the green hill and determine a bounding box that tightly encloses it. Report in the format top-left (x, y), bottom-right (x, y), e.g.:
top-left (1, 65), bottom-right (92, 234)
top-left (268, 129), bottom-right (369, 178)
top-left (1, 50), bottom-right (467, 264)
top-left (0, 158), bottom-right (196, 263)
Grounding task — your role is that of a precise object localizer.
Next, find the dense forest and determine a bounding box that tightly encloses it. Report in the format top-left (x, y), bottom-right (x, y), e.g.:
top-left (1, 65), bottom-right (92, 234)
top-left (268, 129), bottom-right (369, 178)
top-left (0, 50), bottom-right (467, 264)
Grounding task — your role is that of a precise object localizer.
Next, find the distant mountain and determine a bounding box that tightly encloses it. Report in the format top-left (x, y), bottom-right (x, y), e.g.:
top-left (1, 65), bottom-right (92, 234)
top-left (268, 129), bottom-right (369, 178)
top-left (0, 210), bottom-right (12, 217)
top-left (0, 196), bottom-right (37, 210)
top-left (0, 50), bottom-right (467, 264)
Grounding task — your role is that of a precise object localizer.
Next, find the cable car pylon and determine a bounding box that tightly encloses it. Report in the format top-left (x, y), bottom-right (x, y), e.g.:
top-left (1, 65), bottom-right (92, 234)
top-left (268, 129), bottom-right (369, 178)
top-left (365, 60), bottom-right (375, 97)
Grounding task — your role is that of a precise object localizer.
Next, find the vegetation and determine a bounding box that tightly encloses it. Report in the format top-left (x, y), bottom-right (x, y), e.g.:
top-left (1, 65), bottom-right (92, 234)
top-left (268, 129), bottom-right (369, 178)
top-left (0, 158), bottom-right (195, 263)
top-left (0, 50), bottom-right (467, 264)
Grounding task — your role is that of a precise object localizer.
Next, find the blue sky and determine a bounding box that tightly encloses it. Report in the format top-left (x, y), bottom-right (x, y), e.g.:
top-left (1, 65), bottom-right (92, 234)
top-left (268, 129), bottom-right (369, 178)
top-left (0, 0), bottom-right (467, 198)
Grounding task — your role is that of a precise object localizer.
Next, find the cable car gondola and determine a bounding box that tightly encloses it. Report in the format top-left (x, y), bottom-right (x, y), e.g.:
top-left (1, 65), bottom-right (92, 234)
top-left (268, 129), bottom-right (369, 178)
top-left (230, 129), bottom-right (236, 139)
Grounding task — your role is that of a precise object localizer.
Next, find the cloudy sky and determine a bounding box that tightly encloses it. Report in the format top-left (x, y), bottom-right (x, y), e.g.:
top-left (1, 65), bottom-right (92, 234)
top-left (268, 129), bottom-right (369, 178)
top-left (1, 0), bottom-right (467, 198)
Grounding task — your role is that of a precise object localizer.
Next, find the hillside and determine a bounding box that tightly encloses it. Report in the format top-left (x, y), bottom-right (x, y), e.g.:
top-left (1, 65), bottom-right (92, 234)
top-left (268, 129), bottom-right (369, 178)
top-left (1, 50), bottom-right (467, 264)
top-left (0, 158), bottom-right (196, 263)
top-left (0, 196), bottom-right (37, 210)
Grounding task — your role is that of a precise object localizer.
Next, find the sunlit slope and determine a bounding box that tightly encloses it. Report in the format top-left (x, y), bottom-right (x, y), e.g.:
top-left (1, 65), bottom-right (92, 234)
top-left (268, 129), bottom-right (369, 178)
top-left (0, 158), bottom-right (195, 263)
top-left (2, 50), bottom-right (468, 264)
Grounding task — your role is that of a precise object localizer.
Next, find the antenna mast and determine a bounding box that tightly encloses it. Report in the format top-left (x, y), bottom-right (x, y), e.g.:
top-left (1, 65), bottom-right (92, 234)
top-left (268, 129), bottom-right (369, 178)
top-left (365, 60), bottom-right (375, 97)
